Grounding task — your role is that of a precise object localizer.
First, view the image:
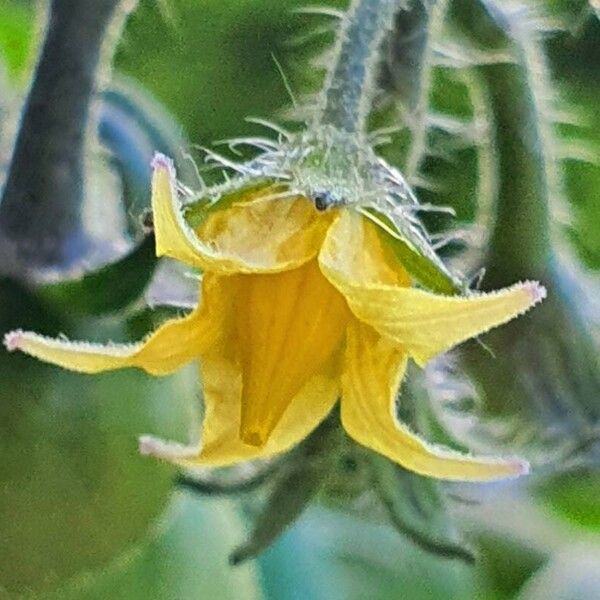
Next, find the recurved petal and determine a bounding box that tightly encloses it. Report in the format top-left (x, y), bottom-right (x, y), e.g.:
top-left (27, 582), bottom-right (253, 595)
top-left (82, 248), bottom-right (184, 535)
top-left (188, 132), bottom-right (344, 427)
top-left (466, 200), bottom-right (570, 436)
top-left (341, 321), bottom-right (528, 481)
top-left (151, 153), bottom-right (215, 270)
top-left (4, 275), bottom-right (226, 376)
top-left (140, 349), bottom-right (340, 467)
top-left (152, 154), bottom-right (328, 274)
top-left (320, 211), bottom-right (546, 366)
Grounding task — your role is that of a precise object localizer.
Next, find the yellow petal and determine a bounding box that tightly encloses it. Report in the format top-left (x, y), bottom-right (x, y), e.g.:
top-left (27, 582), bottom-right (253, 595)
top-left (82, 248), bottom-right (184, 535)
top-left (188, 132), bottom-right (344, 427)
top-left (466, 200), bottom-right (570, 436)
top-left (341, 321), bottom-right (528, 481)
top-left (235, 260), bottom-right (350, 446)
top-left (151, 153), bottom-right (215, 269)
top-left (151, 154), bottom-right (328, 273)
top-left (140, 350), bottom-right (341, 467)
top-left (196, 192), bottom-right (331, 273)
top-left (320, 211), bottom-right (546, 366)
top-left (140, 263), bottom-right (347, 466)
top-left (319, 209), bottom-right (411, 286)
top-left (4, 275), bottom-right (226, 376)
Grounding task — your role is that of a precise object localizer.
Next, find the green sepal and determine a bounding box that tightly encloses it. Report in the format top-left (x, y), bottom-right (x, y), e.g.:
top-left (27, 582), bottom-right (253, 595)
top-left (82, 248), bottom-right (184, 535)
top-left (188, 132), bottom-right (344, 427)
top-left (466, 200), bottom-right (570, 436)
top-left (317, 439), bottom-right (373, 507)
top-left (229, 414), bottom-right (339, 565)
top-left (229, 462), bottom-right (324, 566)
top-left (37, 234), bottom-right (157, 316)
top-left (176, 460), bottom-right (283, 497)
top-left (365, 450), bottom-right (475, 564)
top-left (360, 207), bottom-right (464, 295)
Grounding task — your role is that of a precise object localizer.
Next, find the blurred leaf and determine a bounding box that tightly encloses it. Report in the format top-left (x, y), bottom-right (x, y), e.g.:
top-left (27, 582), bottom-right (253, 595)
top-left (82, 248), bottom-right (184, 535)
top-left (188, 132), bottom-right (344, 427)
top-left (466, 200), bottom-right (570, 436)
top-left (115, 0), bottom-right (345, 151)
top-left (126, 304), bottom-right (186, 339)
top-left (474, 530), bottom-right (549, 600)
top-left (536, 468), bottom-right (600, 531)
top-left (0, 0), bottom-right (35, 78)
top-left (0, 279), bottom-right (197, 594)
top-left (516, 544), bottom-right (600, 600)
top-left (259, 507), bottom-right (477, 600)
top-left (42, 493), bottom-right (263, 600)
top-left (116, 0), bottom-right (299, 147)
top-left (37, 234), bottom-right (157, 316)
top-left (542, 0), bottom-right (599, 25)
top-left (561, 87), bottom-right (600, 270)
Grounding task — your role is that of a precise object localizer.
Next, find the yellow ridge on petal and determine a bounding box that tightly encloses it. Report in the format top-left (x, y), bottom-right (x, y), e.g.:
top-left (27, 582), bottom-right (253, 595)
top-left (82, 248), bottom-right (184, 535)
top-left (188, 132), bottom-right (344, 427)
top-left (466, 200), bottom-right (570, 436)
top-left (320, 211), bottom-right (546, 365)
top-left (4, 275), bottom-right (226, 376)
top-left (341, 321), bottom-right (529, 481)
top-left (236, 260), bottom-right (350, 446)
top-left (151, 153), bottom-right (328, 274)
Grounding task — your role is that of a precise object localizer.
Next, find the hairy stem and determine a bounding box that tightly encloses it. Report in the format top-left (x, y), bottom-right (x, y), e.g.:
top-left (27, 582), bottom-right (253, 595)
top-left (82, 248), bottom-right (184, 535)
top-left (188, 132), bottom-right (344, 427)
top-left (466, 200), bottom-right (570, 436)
top-left (451, 0), bottom-right (600, 440)
top-left (481, 67), bottom-right (552, 285)
top-left (401, 0), bottom-right (449, 183)
top-left (320, 0), bottom-right (402, 135)
top-left (471, 0), bottom-right (557, 284)
top-left (451, 0), bottom-right (553, 285)
top-left (0, 0), bottom-right (126, 270)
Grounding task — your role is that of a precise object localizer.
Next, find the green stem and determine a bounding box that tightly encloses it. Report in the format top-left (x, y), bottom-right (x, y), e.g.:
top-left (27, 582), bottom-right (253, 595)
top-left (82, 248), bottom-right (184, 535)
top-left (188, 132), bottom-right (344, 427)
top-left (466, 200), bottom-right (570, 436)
top-left (0, 0), bottom-right (126, 271)
top-left (451, 0), bottom-right (600, 437)
top-left (481, 62), bottom-right (552, 286)
top-left (399, 0), bottom-right (449, 182)
top-left (451, 0), bottom-right (552, 285)
top-left (320, 0), bottom-right (401, 135)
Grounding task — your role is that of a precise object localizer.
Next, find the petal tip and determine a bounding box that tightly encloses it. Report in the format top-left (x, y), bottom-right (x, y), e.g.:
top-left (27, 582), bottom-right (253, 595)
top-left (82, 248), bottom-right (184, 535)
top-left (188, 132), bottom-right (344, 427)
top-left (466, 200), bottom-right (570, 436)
top-left (510, 457), bottom-right (530, 478)
top-left (138, 435), bottom-right (158, 457)
top-left (4, 329), bottom-right (24, 352)
top-left (138, 435), bottom-right (199, 462)
top-left (491, 456), bottom-right (529, 480)
top-left (151, 152), bottom-right (174, 173)
top-left (524, 281), bottom-right (547, 306)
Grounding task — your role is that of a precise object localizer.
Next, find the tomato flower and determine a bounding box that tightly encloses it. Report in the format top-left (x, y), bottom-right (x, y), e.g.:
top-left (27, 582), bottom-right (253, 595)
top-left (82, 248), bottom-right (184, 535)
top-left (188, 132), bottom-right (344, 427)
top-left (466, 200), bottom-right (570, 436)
top-left (5, 154), bottom-right (545, 481)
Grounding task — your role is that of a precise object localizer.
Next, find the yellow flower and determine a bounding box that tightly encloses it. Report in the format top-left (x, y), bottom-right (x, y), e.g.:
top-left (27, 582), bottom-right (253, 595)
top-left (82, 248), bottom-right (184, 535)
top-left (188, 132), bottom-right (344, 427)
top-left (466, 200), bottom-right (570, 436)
top-left (5, 155), bottom-right (545, 481)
